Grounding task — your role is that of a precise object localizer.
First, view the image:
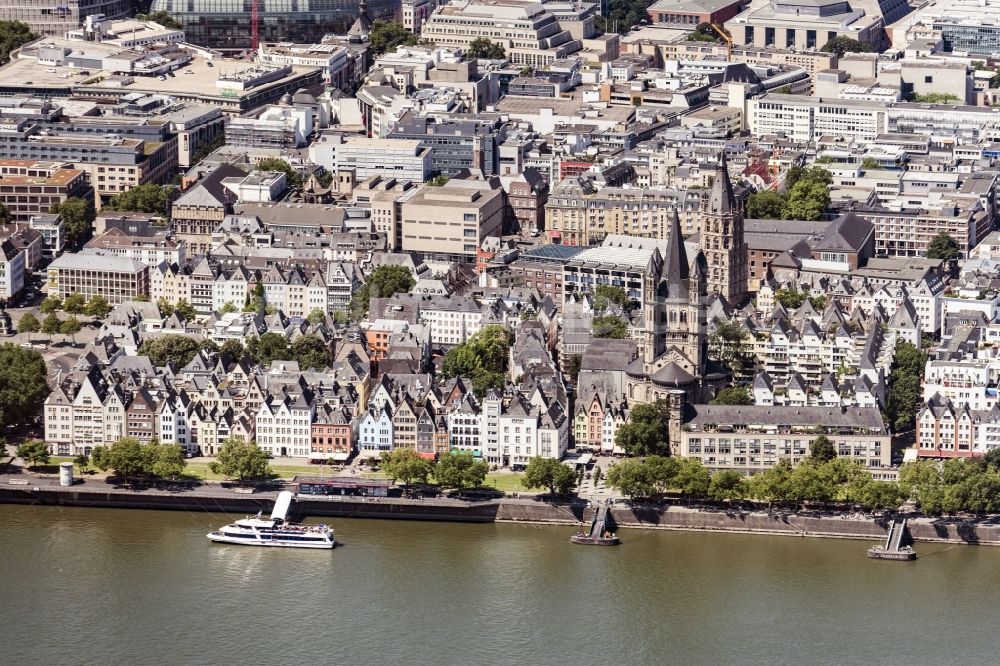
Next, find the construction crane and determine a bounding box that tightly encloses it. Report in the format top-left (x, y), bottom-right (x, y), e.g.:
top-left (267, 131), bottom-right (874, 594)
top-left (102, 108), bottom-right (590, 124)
top-left (251, 0), bottom-right (260, 51)
top-left (710, 23), bottom-right (733, 61)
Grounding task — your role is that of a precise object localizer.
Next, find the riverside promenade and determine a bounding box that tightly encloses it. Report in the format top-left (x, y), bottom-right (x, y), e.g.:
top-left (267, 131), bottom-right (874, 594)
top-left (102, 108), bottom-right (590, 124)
top-left (6, 475), bottom-right (1000, 545)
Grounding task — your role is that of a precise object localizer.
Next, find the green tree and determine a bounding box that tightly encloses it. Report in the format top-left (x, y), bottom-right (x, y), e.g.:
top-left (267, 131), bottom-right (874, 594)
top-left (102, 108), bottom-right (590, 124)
top-left (138, 334), bottom-right (201, 367)
top-left (593, 315), bottom-right (628, 339)
top-left (17, 312), bottom-right (39, 338)
top-left (74, 452), bottom-right (89, 475)
top-left (380, 448), bottom-right (434, 486)
top-left (593, 284), bottom-right (631, 312)
top-left (614, 401), bottom-right (670, 456)
top-left (688, 22), bottom-right (725, 42)
top-left (711, 386), bottom-right (753, 405)
top-left (255, 158), bottom-right (303, 189)
top-left (84, 295), bottom-right (111, 318)
top-left (750, 458), bottom-right (793, 509)
top-left (367, 264), bottom-right (416, 299)
top-left (62, 293), bottom-right (86, 314)
top-left (435, 451), bottom-right (488, 489)
top-left (252, 332), bottom-right (291, 366)
top-left (860, 157), bottom-right (880, 170)
top-left (774, 288), bottom-right (807, 309)
top-left (0, 21), bottom-right (38, 66)
top-left (522, 457), bottom-right (577, 496)
top-left (606, 458), bottom-right (654, 501)
top-left (675, 458), bottom-right (711, 500)
top-left (105, 183), bottom-right (171, 216)
top-left (820, 35), bottom-right (870, 56)
top-left (885, 341), bottom-right (925, 432)
top-left (219, 302), bottom-right (238, 314)
top-left (156, 297), bottom-right (174, 318)
top-left (174, 299), bottom-right (196, 321)
top-left (745, 189), bottom-right (787, 219)
top-left (210, 438), bottom-right (273, 485)
top-left (49, 197), bottom-right (95, 248)
top-left (90, 445), bottom-right (108, 472)
top-left (709, 319), bottom-right (753, 376)
top-left (428, 175), bottom-right (450, 186)
top-left (926, 232), bottom-right (960, 261)
top-left (442, 345), bottom-right (482, 379)
top-left (808, 295), bottom-right (826, 310)
top-left (16, 439), bottom-right (49, 469)
top-left (59, 315), bottom-right (82, 343)
top-left (103, 437), bottom-right (149, 486)
top-left (307, 308), bottom-right (326, 325)
top-left (220, 339), bottom-right (245, 359)
top-left (290, 334), bottom-right (330, 370)
top-left (468, 326), bottom-right (512, 372)
top-left (783, 179), bottom-right (830, 220)
top-left (849, 476), bottom-right (904, 512)
top-left (786, 460), bottom-right (836, 508)
top-left (809, 434), bottom-right (836, 462)
top-left (470, 370), bottom-right (506, 399)
top-left (644, 455), bottom-right (680, 497)
top-left (898, 459), bottom-right (943, 512)
top-left (468, 37), bottom-right (506, 59)
top-left (368, 20), bottom-right (418, 55)
top-left (40, 295), bottom-right (62, 314)
top-left (709, 470), bottom-right (750, 502)
top-left (41, 313), bottom-right (61, 336)
top-left (150, 443), bottom-right (186, 479)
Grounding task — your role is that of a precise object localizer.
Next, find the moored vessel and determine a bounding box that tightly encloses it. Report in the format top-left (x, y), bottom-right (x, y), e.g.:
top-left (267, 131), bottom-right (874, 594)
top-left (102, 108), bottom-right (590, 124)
top-left (208, 490), bottom-right (335, 549)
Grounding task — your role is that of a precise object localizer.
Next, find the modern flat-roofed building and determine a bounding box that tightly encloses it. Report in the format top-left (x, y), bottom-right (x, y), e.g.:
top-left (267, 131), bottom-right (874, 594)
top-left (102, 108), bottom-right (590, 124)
top-left (400, 178), bottom-right (506, 263)
top-left (746, 93), bottom-right (887, 143)
top-left (389, 111), bottom-right (507, 176)
top-left (420, 0), bottom-right (582, 67)
top-left (647, 0), bottom-right (745, 26)
top-left (0, 0), bottom-right (132, 36)
top-left (46, 252), bottom-right (149, 303)
top-left (676, 400), bottom-right (892, 473)
top-left (309, 132), bottom-right (432, 184)
top-left (0, 160), bottom-right (91, 222)
top-left (729, 0), bottom-right (901, 51)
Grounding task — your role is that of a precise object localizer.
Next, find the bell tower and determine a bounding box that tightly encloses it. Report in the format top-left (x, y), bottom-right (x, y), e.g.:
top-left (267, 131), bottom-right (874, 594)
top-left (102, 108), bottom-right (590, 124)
top-left (701, 152), bottom-right (748, 306)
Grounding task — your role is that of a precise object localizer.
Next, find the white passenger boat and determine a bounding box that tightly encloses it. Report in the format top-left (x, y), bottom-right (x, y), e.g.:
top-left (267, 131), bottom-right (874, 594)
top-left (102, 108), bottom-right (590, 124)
top-left (208, 491), bottom-right (335, 549)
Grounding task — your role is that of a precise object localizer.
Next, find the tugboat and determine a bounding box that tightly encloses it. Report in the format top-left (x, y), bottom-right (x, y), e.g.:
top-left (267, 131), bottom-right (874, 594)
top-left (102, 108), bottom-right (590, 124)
top-left (867, 518), bottom-right (916, 561)
top-left (570, 499), bottom-right (620, 546)
top-left (208, 490), bottom-right (335, 549)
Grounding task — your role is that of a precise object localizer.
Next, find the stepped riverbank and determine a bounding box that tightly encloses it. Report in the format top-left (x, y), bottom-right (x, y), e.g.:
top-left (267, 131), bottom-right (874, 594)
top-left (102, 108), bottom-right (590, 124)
top-left (4, 477), bottom-right (1000, 545)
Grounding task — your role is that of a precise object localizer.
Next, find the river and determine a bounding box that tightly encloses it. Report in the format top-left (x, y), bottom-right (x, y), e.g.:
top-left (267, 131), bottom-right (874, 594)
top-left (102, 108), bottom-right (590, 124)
top-left (2, 505), bottom-right (999, 665)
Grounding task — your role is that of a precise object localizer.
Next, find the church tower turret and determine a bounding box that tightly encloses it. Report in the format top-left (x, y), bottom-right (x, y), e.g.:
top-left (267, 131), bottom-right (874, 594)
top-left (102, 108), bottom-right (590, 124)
top-left (702, 152), bottom-right (748, 306)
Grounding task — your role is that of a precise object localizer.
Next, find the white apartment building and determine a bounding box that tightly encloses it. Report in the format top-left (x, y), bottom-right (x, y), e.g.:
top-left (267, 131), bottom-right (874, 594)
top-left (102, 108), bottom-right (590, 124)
top-left (402, 0), bottom-right (441, 33)
top-left (358, 408), bottom-right (394, 458)
top-left (0, 239), bottom-right (25, 300)
top-left (420, 296), bottom-right (483, 345)
top-left (255, 394), bottom-right (314, 457)
top-left (746, 94), bottom-right (886, 143)
top-left (308, 132), bottom-right (431, 183)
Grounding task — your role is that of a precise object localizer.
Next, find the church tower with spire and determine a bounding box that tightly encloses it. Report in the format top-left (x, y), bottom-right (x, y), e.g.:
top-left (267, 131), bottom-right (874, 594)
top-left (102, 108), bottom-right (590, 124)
top-left (701, 153), bottom-right (748, 306)
top-left (643, 209), bottom-right (706, 377)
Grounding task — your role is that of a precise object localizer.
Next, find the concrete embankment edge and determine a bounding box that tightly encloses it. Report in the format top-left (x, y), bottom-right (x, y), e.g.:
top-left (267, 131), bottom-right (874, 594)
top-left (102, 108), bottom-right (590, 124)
top-left (4, 485), bottom-right (1000, 545)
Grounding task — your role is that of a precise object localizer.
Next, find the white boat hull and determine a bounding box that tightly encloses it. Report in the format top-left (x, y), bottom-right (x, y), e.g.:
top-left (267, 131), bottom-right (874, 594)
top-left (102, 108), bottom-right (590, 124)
top-left (207, 531), bottom-right (335, 549)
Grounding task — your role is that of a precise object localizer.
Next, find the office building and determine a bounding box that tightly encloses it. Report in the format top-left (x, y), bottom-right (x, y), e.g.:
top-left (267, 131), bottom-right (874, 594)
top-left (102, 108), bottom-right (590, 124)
top-left (0, 160), bottom-right (91, 223)
top-left (46, 252), bottom-right (150, 303)
top-left (400, 178), bottom-right (506, 263)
